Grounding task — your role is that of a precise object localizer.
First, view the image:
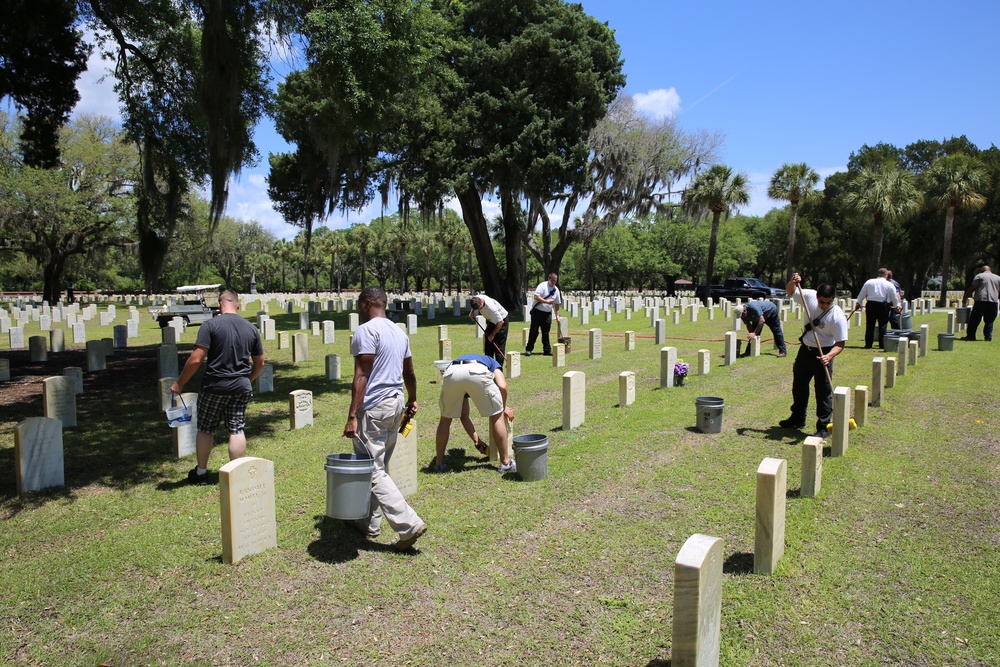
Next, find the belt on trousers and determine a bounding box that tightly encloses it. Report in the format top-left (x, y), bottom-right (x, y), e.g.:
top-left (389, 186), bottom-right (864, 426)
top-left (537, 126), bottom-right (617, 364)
top-left (451, 359), bottom-right (482, 365)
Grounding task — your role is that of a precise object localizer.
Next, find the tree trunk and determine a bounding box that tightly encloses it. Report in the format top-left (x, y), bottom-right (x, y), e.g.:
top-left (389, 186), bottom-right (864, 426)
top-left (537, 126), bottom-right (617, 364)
top-left (870, 216), bottom-right (885, 276)
top-left (446, 245), bottom-right (454, 295)
top-left (938, 206), bottom-right (955, 307)
top-left (456, 182), bottom-right (506, 306)
top-left (585, 240), bottom-right (594, 299)
top-left (785, 201), bottom-right (799, 281)
top-left (499, 189), bottom-right (527, 315)
top-left (704, 211), bottom-right (722, 303)
top-left (42, 254), bottom-right (65, 304)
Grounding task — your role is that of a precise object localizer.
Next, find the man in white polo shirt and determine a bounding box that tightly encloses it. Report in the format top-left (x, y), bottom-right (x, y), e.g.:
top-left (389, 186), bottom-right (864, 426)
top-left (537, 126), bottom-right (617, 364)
top-left (525, 273), bottom-right (561, 356)
top-left (848, 268), bottom-right (901, 349)
top-left (470, 293), bottom-right (508, 362)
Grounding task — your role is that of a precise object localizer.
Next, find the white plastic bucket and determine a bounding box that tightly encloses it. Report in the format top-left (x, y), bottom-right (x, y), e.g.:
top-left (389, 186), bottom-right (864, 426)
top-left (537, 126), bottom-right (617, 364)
top-left (166, 399), bottom-right (192, 428)
top-left (325, 454), bottom-right (375, 520)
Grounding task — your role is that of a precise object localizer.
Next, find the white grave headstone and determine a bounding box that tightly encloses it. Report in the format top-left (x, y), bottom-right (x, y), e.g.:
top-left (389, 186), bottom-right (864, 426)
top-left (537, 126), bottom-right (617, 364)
top-left (43, 376), bottom-right (77, 428)
top-left (220, 457), bottom-right (277, 564)
top-left (325, 354), bottom-right (341, 380)
top-left (172, 392), bottom-right (198, 457)
top-left (562, 371), bottom-right (585, 430)
top-left (672, 534), bottom-right (724, 667)
top-left (754, 457), bottom-right (787, 575)
top-left (660, 346), bottom-right (678, 388)
top-left (14, 417), bottom-right (65, 494)
top-left (801, 436), bottom-right (824, 498)
top-left (255, 364), bottom-right (274, 393)
top-left (289, 389), bottom-right (313, 429)
top-left (619, 371), bottom-right (636, 407)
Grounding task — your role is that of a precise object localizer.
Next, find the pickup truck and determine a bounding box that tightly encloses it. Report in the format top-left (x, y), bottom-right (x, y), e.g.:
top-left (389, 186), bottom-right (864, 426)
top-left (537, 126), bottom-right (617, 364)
top-left (698, 277), bottom-right (786, 302)
top-left (153, 284), bottom-right (221, 327)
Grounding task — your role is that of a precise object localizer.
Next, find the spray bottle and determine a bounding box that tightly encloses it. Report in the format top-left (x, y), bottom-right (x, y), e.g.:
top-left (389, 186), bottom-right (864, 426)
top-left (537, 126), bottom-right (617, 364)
top-left (399, 403), bottom-right (416, 437)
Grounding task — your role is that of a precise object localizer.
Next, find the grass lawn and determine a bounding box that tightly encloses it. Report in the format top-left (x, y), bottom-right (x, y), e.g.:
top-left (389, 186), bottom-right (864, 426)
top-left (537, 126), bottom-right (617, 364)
top-left (1, 298), bottom-right (997, 666)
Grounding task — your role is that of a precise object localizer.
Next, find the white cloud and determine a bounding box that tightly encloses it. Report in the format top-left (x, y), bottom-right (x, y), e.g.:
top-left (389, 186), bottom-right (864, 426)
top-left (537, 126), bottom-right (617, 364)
top-left (73, 35), bottom-right (122, 122)
top-left (633, 88), bottom-right (681, 120)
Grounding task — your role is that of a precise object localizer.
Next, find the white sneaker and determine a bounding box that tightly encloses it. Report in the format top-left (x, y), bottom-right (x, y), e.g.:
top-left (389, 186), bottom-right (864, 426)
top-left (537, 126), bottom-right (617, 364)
top-left (498, 460), bottom-right (517, 474)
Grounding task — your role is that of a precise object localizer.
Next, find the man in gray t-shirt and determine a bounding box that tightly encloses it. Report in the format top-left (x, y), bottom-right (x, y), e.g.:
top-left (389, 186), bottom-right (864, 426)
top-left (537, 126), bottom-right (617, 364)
top-left (962, 265), bottom-right (1000, 341)
top-left (343, 286), bottom-right (426, 551)
top-left (172, 289), bottom-right (264, 485)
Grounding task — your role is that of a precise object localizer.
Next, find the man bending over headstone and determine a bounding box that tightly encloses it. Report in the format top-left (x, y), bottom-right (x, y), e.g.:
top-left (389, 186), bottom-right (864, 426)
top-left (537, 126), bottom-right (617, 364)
top-left (433, 353), bottom-right (516, 475)
top-left (470, 293), bottom-right (508, 363)
top-left (343, 286), bottom-right (427, 551)
top-left (735, 301), bottom-right (787, 357)
top-left (171, 289), bottom-right (265, 485)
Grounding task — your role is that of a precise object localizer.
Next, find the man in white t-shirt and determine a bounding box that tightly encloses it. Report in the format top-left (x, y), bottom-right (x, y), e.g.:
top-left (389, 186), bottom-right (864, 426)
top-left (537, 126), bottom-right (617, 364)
top-left (525, 273), bottom-right (561, 356)
top-left (470, 294), bottom-right (508, 362)
top-left (780, 273), bottom-right (849, 438)
top-left (343, 286), bottom-right (426, 551)
top-left (848, 268), bottom-right (900, 349)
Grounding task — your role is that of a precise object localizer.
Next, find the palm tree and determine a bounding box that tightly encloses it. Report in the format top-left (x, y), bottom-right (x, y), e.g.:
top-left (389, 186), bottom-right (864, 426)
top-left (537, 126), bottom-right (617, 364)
top-left (464, 241), bottom-right (476, 295)
top-left (438, 212), bottom-right (465, 294)
top-left (683, 164), bottom-right (750, 298)
top-left (348, 224), bottom-right (375, 288)
top-left (843, 165), bottom-right (923, 275)
top-left (768, 163), bottom-right (820, 281)
top-left (924, 154), bottom-right (989, 306)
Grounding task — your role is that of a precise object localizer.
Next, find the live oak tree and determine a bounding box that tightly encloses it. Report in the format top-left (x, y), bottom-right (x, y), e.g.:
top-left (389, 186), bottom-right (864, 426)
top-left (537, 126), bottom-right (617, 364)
top-left (396, 0), bottom-right (626, 313)
top-left (0, 114), bottom-right (137, 302)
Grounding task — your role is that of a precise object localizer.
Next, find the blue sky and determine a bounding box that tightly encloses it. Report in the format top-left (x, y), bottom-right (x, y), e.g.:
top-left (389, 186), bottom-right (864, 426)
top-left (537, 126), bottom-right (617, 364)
top-left (68, 0), bottom-right (998, 239)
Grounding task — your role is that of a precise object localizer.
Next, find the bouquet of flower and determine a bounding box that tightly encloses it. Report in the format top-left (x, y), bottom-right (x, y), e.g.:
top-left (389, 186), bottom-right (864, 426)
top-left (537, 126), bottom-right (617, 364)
top-left (674, 361), bottom-right (690, 378)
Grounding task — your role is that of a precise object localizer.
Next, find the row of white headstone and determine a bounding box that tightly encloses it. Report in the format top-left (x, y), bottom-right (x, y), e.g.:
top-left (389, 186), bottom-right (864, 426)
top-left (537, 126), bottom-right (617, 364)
top-left (668, 322), bottom-right (949, 667)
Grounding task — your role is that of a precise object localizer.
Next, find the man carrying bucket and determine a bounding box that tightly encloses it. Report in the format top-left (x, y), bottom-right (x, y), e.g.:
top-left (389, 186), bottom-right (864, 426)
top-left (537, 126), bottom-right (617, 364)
top-left (433, 353), bottom-right (516, 475)
top-left (171, 289), bottom-right (265, 485)
top-left (343, 286), bottom-right (427, 551)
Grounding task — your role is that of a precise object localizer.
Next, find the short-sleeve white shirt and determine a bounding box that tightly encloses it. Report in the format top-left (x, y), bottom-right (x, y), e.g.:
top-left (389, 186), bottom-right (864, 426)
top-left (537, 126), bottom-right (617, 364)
top-left (856, 277), bottom-right (900, 307)
top-left (533, 281), bottom-right (561, 313)
top-left (473, 294), bottom-right (508, 324)
top-left (793, 289), bottom-right (849, 348)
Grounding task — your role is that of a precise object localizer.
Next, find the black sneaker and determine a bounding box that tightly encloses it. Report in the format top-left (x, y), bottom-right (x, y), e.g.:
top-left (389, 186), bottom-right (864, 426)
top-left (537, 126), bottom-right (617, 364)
top-left (523, 350), bottom-right (533, 356)
top-left (778, 418), bottom-right (805, 429)
top-left (188, 467), bottom-right (209, 486)
top-left (812, 429), bottom-right (830, 439)
top-left (542, 351), bottom-right (553, 356)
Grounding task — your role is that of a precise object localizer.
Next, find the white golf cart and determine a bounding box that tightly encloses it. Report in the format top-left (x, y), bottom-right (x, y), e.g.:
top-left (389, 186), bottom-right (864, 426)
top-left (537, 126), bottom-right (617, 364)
top-left (155, 284), bottom-right (221, 327)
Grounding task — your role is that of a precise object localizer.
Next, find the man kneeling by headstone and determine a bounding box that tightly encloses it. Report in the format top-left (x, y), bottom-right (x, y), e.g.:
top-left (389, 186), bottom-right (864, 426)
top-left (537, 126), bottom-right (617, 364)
top-left (172, 289), bottom-right (265, 485)
top-left (433, 354), bottom-right (516, 474)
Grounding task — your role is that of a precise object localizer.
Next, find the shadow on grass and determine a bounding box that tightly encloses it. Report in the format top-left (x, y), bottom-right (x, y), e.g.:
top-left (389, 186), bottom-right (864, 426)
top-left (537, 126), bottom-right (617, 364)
top-left (644, 660), bottom-right (671, 667)
top-left (424, 447), bottom-right (494, 474)
top-left (307, 514), bottom-right (412, 564)
top-left (787, 487), bottom-right (801, 499)
top-left (723, 551), bottom-right (755, 575)
top-left (0, 343), bottom-right (352, 515)
top-left (735, 426), bottom-right (798, 442)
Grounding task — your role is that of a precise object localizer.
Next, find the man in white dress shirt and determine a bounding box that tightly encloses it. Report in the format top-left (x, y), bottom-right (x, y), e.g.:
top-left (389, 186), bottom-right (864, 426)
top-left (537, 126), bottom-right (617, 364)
top-left (849, 268), bottom-right (901, 349)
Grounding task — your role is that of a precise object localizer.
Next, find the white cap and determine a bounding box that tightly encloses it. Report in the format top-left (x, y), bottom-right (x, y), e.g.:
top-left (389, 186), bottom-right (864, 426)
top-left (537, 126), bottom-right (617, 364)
top-left (734, 305), bottom-right (745, 317)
